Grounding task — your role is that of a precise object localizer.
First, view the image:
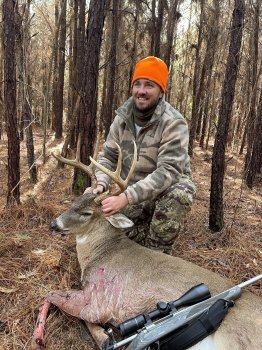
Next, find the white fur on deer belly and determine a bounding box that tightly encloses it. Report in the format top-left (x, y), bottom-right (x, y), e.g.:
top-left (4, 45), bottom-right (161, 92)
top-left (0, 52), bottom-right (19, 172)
top-left (188, 335), bottom-right (218, 350)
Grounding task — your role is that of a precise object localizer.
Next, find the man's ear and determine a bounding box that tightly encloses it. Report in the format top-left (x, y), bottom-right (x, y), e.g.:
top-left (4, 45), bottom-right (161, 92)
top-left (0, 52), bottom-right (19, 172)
top-left (105, 213), bottom-right (134, 229)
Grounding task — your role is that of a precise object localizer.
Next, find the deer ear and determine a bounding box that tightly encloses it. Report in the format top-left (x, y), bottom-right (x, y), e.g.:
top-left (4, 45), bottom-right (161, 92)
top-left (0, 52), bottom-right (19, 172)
top-left (105, 213), bottom-right (134, 229)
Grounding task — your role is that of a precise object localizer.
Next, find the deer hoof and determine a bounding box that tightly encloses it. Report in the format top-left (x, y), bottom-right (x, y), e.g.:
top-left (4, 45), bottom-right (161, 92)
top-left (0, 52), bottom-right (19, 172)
top-left (32, 337), bottom-right (45, 350)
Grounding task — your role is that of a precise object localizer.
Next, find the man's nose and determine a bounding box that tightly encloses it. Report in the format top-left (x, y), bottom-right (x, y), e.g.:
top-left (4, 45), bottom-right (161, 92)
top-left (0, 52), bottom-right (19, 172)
top-left (137, 85), bottom-right (146, 94)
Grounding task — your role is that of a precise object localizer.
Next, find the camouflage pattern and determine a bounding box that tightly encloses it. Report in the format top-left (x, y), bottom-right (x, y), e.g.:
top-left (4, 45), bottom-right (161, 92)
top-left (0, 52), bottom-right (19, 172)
top-left (122, 177), bottom-right (196, 254)
top-left (95, 96), bottom-right (195, 254)
top-left (95, 97), bottom-right (192, 205)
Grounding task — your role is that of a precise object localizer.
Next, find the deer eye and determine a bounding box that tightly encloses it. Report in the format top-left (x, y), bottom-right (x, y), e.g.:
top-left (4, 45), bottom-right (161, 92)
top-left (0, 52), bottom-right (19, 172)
top-left (80, 211), bottom-right (93, 216)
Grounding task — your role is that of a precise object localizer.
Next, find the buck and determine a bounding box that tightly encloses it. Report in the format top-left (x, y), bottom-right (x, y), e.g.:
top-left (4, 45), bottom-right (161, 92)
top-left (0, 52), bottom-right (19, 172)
top-left (32, 142), bottom-right (262, 350)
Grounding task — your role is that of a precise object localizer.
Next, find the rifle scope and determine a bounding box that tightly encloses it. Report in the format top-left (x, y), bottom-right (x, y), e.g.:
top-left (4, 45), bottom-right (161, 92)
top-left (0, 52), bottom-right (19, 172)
top-left (118, 283), bottom-right (211, 337)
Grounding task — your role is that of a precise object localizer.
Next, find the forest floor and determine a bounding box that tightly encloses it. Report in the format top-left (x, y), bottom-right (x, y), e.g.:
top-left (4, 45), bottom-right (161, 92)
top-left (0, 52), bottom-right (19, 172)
top-left (0, 126), bottom-right (261, 350)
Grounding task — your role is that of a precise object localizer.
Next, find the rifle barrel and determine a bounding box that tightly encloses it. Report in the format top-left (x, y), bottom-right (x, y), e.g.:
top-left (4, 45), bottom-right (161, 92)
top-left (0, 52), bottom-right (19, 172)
top-left (237, 274), bottom-right (262, 289)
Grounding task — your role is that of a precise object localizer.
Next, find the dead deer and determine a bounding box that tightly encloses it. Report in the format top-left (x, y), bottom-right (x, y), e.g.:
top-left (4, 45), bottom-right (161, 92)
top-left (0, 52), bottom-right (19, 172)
top-left (32, 142), bottom-right (262, 350)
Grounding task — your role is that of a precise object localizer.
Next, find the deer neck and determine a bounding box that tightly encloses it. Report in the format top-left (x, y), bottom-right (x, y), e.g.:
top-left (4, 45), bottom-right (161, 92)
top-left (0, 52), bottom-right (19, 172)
top-left (75, 215), bottom-right (126, 278)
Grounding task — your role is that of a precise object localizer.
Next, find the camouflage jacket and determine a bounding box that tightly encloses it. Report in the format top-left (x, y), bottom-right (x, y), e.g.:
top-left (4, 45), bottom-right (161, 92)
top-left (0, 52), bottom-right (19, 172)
top-left (96, 97), bottom-right (193, 205)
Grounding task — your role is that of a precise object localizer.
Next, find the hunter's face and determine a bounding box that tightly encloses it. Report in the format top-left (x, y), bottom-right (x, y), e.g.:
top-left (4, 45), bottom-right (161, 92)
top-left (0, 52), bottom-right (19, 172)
top-left (132, 78), bottom-right (163, 112)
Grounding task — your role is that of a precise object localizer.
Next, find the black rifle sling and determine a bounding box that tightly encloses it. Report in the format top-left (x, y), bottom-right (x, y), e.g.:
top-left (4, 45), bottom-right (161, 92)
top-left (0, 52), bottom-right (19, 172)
top-left (159, 299), bottom-right (234, 350)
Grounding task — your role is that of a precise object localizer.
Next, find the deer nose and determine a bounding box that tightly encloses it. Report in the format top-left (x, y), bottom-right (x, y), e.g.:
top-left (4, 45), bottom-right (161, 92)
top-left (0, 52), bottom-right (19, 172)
top-left (50, 220), bottom-right (59, 231)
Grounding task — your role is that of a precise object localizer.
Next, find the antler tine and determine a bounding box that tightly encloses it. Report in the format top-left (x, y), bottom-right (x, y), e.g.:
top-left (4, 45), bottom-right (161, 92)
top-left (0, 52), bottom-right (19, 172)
top-left (90, 141), bottom-right (137, 193)
top-left (122, 141), bottom-right (137, 188)
top-left (114, 142), bottom-right (123, 177)
top-left (52, 137), bottom-right (93, 177)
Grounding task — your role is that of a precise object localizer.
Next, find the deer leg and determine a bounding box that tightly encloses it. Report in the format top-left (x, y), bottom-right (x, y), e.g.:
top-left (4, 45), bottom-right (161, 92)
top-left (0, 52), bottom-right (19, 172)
top-left (32, 289), bottom-right (89, 350)
top-left (86, 322), bottom-right (110, 350)
top-left (46, 288), bottom-right (111, 349)
top-left (32, 300), bottom-right (51, 350)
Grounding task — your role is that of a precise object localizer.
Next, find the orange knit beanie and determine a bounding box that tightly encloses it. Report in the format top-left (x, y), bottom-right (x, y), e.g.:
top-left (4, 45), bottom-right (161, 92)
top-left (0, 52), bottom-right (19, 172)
top-left (132, 56), bottom-right (168, 92)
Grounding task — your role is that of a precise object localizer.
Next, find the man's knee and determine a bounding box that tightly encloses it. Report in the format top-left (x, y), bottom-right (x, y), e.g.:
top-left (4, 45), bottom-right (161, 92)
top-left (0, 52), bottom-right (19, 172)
top-left (155, 179), bottom-right (195, 219)
top-left (146, 232), bottom-right (176, 255)
top-left (147, 178), bottom-right (196, 253)
top-left (121, 202), bottom-right (153, 245)
top-left (121, 201), bottom-right (154, 225)
top-left (126, 224), bottom-right (149, 245)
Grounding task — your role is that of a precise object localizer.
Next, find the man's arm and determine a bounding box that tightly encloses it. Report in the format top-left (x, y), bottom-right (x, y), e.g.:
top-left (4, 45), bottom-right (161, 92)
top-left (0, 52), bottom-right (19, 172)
top-left (125, 118), bottom-right (190, 205)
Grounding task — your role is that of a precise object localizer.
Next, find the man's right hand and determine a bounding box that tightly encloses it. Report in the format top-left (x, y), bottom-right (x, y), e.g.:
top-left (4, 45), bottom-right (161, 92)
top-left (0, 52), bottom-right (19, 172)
top-left (84, 184), bottom-right (104, 195)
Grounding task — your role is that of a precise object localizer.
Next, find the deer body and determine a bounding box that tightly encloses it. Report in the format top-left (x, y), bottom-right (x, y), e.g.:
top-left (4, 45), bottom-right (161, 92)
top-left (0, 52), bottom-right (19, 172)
top-left (33, 192), bottom-right (262, 350)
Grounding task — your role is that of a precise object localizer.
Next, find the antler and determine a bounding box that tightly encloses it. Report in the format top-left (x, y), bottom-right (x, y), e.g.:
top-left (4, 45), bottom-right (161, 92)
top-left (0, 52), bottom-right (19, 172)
top-left (52, 137), bottom-right (97, 186)
top-left (90, 141), bottom-right (137, 203)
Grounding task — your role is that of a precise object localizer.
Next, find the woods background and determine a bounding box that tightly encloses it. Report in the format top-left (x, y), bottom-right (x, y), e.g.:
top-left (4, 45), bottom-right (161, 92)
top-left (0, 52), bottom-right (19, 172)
top-left (1, 0), bottom-right (262, 230)
top-left (1, 0), bottom-right (261, 228)
top-left (0, 1), bottom-right (261, 349)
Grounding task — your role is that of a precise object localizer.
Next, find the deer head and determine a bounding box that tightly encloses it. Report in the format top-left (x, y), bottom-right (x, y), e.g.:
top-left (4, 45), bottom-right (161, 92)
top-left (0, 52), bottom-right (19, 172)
top-left (50, 139), bottom-right (137, 235)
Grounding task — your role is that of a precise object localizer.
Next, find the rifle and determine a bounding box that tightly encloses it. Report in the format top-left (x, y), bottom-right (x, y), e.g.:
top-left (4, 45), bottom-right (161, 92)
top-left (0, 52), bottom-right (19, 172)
top-left (105, 274), bottom-right (262, 350)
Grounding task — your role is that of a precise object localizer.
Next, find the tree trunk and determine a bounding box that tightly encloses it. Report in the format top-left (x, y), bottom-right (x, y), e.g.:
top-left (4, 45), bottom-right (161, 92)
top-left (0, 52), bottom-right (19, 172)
top-left (52, 0), bottom-right (59, 133)
top-left (239, 123), bottom-right (247, 155)
top-left (71, 0), bottom-right (85, 149)
top-left (67, 0), bottom-right (74, 142)
top-left (3, 0), bottom-right (20, 206)
top-left (73, 0), bottom-right (107, 194)
top-left (179, 0), bottom-right (193, 115)
top-left (209, 0), bottom-right (244, 232)
top-left (60, 0), bottom-right (85, 166)
top-left (154, 0), bottom-right (164, 58)
top-left (103, 0), bottom-right (120, 138)
top-left (150, 0), bottom-right (156, 55)
top-left (205, 77), bottom-right (218, 150)
top-left (199, 0), bottom-right (220, 148)
top-left (244, 0), bottom-right (260, 187)
top-left (127, 0), bottom-right (140, 98)
top-left (164, 0), bottom-right (179, 69)
top-left (188, 0), bottom-right (205, 156)
top-left (0, 35), bottom-right (3, 140)
top-left (245, 87), bottom-right (262, 187)
top-left (100, 20), bottom-right (111, 133)
top-left (53, 0), bottom-right (67, 139)
top-left (17, 2), bottom-right (37, 183)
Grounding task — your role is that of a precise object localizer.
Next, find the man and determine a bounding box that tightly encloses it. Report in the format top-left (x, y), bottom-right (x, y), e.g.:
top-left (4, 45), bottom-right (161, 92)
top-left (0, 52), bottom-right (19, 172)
top-left (91, 56), bottom-right (195, 255)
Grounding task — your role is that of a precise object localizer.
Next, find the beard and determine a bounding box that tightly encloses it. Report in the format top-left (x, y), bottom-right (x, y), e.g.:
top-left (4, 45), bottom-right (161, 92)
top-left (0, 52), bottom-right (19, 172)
top-left (133, 96), bottom-right (160, 112)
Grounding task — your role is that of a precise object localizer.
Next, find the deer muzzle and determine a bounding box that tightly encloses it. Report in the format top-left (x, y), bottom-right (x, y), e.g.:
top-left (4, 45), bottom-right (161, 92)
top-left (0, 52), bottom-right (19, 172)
top-left (50, 219), bottom-right (70, 236)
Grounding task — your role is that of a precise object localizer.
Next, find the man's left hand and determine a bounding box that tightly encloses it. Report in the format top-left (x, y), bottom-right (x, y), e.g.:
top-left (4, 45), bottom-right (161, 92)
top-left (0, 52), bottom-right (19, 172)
top-left (101, 193), bottom-right (128, 217)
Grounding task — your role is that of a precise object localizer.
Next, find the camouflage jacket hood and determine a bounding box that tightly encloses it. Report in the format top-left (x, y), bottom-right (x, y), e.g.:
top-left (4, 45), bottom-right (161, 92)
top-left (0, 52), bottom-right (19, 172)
top-left (96, 97), bottom-right (193, 204)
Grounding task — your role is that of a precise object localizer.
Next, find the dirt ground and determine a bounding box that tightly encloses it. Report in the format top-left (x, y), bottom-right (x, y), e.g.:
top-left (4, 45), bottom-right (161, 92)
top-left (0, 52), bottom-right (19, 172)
top-left (0, 128), bottom-right (261, 350)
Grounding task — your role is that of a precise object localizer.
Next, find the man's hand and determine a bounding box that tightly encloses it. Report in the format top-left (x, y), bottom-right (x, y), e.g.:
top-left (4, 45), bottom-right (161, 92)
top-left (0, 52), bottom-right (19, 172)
top-left (101, 193), bottom-right (128, 217)
top-left (84, 185), bottom-right (104, 195)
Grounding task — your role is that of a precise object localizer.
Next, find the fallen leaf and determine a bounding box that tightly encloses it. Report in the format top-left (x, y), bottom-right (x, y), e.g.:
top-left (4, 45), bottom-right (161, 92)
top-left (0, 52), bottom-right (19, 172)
top-left (15, 234), bottom-right (31, 240)
top-left (252, 258), bottom-right (258, 267)
top-left (18, 271), bottom-right (36, 279)
top-left (32, 249), bottom-right (46, 256)
top-left (0, 286), bottom-right (17, 293)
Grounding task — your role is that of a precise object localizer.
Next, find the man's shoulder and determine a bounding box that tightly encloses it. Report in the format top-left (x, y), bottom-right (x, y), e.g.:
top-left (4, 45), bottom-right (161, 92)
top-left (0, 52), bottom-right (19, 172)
top-left (163, 101), bottom-right (185, 120)
top-left (115, 97), bottom-right (133, 119)
top-left (157, 100), bottom-right (186, 125)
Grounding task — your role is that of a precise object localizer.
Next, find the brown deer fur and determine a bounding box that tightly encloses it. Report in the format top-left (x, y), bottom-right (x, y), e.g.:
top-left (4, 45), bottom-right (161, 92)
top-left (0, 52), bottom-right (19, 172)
top-left (32, 192), bottom-right (262, 350)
